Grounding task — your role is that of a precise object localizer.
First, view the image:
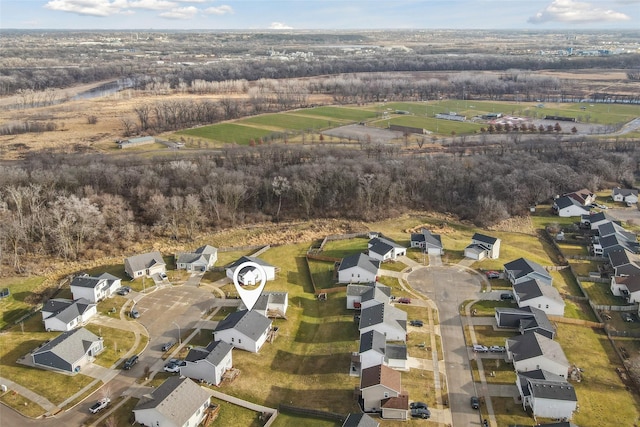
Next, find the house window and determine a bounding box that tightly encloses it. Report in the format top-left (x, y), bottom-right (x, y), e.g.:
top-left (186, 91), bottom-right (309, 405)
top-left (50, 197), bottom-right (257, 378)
top-left (238, 338), bottom-right (242, 344)
top-left (231, 338), bottom-right (234, 342)
top-left (546, 305), bottom-right (549, 309)
top-left (383, 392), bottom-right (389, 398)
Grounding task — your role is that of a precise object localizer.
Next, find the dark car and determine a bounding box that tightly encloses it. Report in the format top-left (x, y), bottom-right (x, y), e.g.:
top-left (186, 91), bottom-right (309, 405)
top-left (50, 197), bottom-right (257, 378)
top-left (123, 354), bottom-right (139, 370)
top-left (397, 297), bottom-right (411, 304)
top-left (470, 396), bottom-right (480, 409)
top-left (117, 286), bottom-right (131, 296)
top-left (500, 292), bottom-right (513, 300)
top-left (409, 320), bottom-right (424, 327)
top-left (161, 341), bottom-right (175, 352)
top-left (410, 401), bottom-right (428, 410)
top-left (485, 271), bottom-right (501, 279)
top-left (410, 407), bottom-right (431, 419)
top-left (129, 308), bottom-right (140, 319)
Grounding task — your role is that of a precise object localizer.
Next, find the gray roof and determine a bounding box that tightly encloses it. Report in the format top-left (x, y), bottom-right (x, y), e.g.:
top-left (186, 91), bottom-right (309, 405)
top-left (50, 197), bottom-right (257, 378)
top-left (347, 284), bottom-right (376, 297)
top-left (613, 275), bottom-right (640, 293)
top-left (125, 251), bottom-right (165, 273)
top-left (598, 221), bottom-right (636, 242)
top-left (228, 256), bottom-right (274, 270)
top-left (359, 303), bottom-right (407, 332)
top-left (513, 279), bottom-right (563, 304)
top-left (177, 245), bottom-right (217, 265)
top-left (608, 249), bottom-right (636, 267)
top-left (42, 298), bottom-right (94, 324)
top-left (582, 211), bottom-right (612, 224)
top-left (472, 233), bottom-right (498, 245)
top-left (70, 272), bottom-right (120, 289)
top-left (33, 327), bottom-right (101, 364)
top-left (507, 332), bottom-right (568, 366)
top-left (134, 377), bottom-right (210, 426)
top-left (252, 291), bottom-right (288, 312)
top-left (338, 253), bottom-right (380, 275)
top-left (518, 369), bottom-right (577, 401)
top-left (184, 340), bottom-right (233, 365)
top-left (536, 422), bottom-right (580, 427)
top-left (599, 234), bottom-right (639, 253)
top-left (554, 195), bottom-right (587, 211)
top-left (422, 230), bottom-right (442, 248)
top-left (385, 344), bottom-right (407, 361)
top-left (342, 413), bottom-right (380, 427)
top-left (504, 258), bottom-right (551, 281)
top-left (214, 309), bottom-right (271, 340)
top-left (361, 286), bottom-right (391, 304)
top-left (368, 240), bottom-right (394, 257)
top-left (496, 306), bottom-right (555, 335)
top-left (359, 330), bottom-right (386, 354)
top-left (613, 188), bottom-right (638, 197)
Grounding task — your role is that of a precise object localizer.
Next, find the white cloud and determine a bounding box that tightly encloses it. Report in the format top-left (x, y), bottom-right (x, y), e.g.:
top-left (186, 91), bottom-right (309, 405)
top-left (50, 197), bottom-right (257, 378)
top-left (529, 0), bottom-right (631, 24)
top-left (44, 0), bottom-right (128, 17)
top-left (128, 0), bottom-right (177, 11)
top-left (204, 5), bottom-right (233, 15)
top-left (159, 5), bottom-right (198, 19)
top-left (269, 22), bottom-right (293, 30)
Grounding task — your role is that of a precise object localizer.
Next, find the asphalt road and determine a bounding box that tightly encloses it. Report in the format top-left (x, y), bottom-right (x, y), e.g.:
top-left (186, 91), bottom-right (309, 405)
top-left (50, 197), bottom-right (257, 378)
top-left (407, 265), bottom-right (486, 427)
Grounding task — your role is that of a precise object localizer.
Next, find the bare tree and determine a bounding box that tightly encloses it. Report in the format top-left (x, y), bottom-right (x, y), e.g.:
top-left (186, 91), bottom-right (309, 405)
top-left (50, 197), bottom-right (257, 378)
top-left (271, 176), bottom-right (290, 222)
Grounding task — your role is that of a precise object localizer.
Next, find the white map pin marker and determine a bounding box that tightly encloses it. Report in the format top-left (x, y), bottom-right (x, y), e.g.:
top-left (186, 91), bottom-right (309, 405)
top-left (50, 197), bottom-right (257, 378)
top-left (232, 261), bottom-right (267, 311)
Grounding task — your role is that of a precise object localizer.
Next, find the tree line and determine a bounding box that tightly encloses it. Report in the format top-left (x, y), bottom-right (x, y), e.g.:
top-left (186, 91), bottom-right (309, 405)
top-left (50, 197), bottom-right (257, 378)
top-left (1, 143), bottom-right (637, 272)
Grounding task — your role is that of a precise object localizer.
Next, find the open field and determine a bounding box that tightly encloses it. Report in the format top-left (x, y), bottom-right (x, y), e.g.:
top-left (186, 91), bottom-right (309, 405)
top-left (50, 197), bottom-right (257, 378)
top-left (0, 276), bottom-right (47, 330)
top-left (238, 113), bottom-right (340, 131)
top-left (293, 106), bottom-right (378, 122)
top-left (177, 123), bottom-right (274, 145)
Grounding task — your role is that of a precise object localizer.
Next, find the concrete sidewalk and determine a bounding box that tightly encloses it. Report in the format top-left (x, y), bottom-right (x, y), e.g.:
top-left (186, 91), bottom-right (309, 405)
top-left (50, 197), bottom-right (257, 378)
top-left (0, 376), bottom-right (57, 413)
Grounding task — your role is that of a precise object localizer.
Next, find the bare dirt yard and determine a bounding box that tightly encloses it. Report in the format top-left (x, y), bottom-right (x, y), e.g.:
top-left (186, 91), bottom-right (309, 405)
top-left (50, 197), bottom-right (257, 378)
top-left (321, 123), bottom-right (404, 144)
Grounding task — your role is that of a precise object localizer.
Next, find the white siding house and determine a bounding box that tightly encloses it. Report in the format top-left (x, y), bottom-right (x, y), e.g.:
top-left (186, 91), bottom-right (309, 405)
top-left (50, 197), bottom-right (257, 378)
top-left (124, 251), bottom-right (166, 279)
top-left (225, 256), bottom-right (276, 285)
top-left (360, 364), bottom-right (402, 413)
top-left (506, 332), bottom-right (570, 378)
top-left (42, 298), bottom-right (97, 332)
top-left (213, 310), bottom-right (272, 353)
top-left (337, 253), bottom-right (380, 284)
top-left (179, 341), bottom-right (233, 386)
top-left (513, 279), bottom-right (565, 316)
top-left (70, 273), bottom-right (121, 303)
top-left (516, 370), bottom-right (578, 420)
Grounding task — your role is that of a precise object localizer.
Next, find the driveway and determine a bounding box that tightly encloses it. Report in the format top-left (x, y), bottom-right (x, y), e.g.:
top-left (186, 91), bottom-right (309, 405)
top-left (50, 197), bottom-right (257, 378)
top-left (606, 207), bottom-right (640, 224)
top-left (407, 265), bottom-right (486, 427)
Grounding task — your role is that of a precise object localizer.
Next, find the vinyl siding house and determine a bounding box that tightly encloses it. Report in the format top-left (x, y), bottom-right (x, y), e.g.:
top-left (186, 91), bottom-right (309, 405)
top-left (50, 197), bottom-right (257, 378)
top-left (552, 196), bottom-right (589, 218)
top-left (124, 251), bottom-right (166, 279)
top-left (580, 211), bottom-right (613, 230)
top-left (213, 309), bottom-right (272, 353)
top-left (410, 229), bottom-right (443, 255)
top-left (342, 413), bottom-right (380, 427)
top-left (249, 291), bottom-right (289, 318)
top-left (608, 249), bottom-right (640, 277)
top-left (513, 279), bottom-right (565, 316)
top-left (611, 276), bottom-right (640, 303)
top-left (32, 327), bottom-right (104, 374)
top-left (504, 258), bottom-right (552, 286)
top-left (360, 285), bottom-right (392, 310)
top-left (612, 188), bottom-right (639, 204)
top-left (70, 272), bottom-right (121, 303)
top-left (346, 282), bottom-right (391, 310)
top-left (593, 233), bottom-right (640, 256)
top-left (225, 256), bottom-right (276, 285)
top-left (495, 307), bottom-right (556, 339)
top-left (464, 233), bottom-right (501, 260)
top-left (359, 302), bottom-right (407, 342)
top-left (359, 330), bottom-right (408, 371)
top-left (565, 188), bottom-right (596, 206)
top-left (133, 377), bottom-right (211, 427)
top-left (367, 237), bottom-right (406, 262)
top-left (516, 369), bottom-right (578, 420)
top-left (338, 253), bottom-right (380, 284)
top-left (360, 364), bottom-right (403, 413)
top-left (41, 298), bottom-right (97, 332)
top-left (506, 332), bottom-right (570, 378)
top-left (179, 340), bottom-right (233, 386)
top-left (176, 245), bottom-right (218, 272)
top-left (381, 393), bottom-right (409, 421)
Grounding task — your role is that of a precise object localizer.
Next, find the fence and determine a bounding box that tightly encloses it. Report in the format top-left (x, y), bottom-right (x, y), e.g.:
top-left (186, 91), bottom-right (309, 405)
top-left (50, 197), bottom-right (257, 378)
top-left (547, 315), bottom-right (603, 328)
top-left (218, 244), bottom-right (268, 253)
top-left (318, 232), bottom-right (368, 252)
top-left (278, 404), bottom-right (345, 423)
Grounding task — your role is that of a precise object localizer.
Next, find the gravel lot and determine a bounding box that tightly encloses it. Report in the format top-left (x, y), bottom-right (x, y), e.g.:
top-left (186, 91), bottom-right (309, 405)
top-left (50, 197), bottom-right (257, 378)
top-left (321, 124), bottom-right (404, 143)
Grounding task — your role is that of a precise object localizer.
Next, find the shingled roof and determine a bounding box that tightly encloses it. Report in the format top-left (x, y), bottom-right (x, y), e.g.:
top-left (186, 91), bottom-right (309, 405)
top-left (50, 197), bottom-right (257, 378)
top-left (135, 377), bottom-right (210, 426)
top-left (213, 309), bottom-right (271, 340)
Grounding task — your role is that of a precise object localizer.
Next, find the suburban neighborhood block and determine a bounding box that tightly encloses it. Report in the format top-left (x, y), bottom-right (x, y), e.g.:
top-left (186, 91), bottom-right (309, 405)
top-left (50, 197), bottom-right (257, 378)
top-left (124, 251), bottom-right (166, 279)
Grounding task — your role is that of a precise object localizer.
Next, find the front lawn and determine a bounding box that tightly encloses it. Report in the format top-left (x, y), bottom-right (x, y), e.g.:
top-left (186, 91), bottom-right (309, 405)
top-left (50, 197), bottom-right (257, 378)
top-left (320, 238), bottom-right (368, 259)
top-left (84, 323), bottom-right (136, 368)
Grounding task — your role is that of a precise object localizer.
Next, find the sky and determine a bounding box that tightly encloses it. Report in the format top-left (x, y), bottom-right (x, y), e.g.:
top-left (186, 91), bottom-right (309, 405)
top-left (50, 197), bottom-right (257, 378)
top-left (1, 0), bottom-right (639, 30)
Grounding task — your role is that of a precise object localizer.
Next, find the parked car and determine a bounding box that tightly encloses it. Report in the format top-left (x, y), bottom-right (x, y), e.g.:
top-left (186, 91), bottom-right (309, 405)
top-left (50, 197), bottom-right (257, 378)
top-left (409, 320), bottom-right (424, 327)
top-left (500, 292), bottom-right (513, 300)
top-left (89, 397), bottom-right (110, 414)
top-left (489, 345), bottom-right (505, 353)
top-left (470, 396), bottom-right (480, 409)
top-left (472, 344), bottom-right (488, 353)
top-left (163, 361), bottom-right (180, 373)
top-left (485, 271), bottom-right (500, 279)
top-left (159, 272), bottom-right (168, 280)
top-left (410, 401), bottom-right (428, 410)
top-left (397, 297), bottom-right (411, 304)
top-left (161, 341), bottom-right (175, 352)
top-left (117, 286), bottom-right (131, 296)
top-left (129, 308), bottom-right (140, 319)
top-left (410, 407), bottom-right (431, 419)
top-left (622, 312), bottom-right (634, 322)
top-left (123, 354), bottom-right (139, 370)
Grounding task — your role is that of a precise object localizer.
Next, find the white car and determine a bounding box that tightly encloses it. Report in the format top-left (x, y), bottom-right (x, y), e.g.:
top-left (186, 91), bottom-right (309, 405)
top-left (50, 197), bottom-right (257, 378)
top-left (89, 397), bottom-right (110, 414)
top-left (472, 344), bottom-right (488, 353)
top-left (163, 361), bottom-right (181, 373)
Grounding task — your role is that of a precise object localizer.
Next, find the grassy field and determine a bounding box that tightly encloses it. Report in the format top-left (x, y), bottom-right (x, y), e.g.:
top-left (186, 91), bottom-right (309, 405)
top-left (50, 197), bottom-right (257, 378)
top-left (178, 123), bottom-right (274, 145)
top-left (0, 390), bottom-right (46, 418)
top-left (371, 114), bottom-right (483, 135)
top-left (294, 106), bottom-right (377, 122)
top-left (320, 237), bottom-right (368, 259)
top-left (84, 324), bottom-right (136, 368)
top-left (307, 259), bottom-right (338, 291)
top-left (0, 276), bottom-right (47, 330)
top-left (239, 113), bottom-right (339, 131)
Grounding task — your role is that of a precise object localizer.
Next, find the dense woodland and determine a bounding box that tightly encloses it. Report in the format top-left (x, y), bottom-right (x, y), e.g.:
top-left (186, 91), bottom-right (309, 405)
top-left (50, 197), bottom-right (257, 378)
top-left (0, 144), bottom-right (637, 272)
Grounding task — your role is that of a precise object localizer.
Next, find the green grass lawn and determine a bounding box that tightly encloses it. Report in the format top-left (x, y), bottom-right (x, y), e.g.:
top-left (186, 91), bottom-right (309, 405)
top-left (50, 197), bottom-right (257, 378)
top-left (98, 396), bottom-right (138, 427)
top-left (271, 412), bottom-right (341, 427)
top-left (307, 259), bottom-right (338, 291)
top-left (239, 113), bottom-right (336, 131)
top-left (178, 123), bottom-right (274, 145)
top-left (379, 260), bottom-right (407, 272)
top-left (372, 114), bottom-right (483, 136)
top-left (294, 106), bottom-right (377, 122)
top-left (581, 281), bottom-right (628, 306)
top-left (0, 390), bottom-right (46, 418)
top-left (84, 324), bottom-right (136, 368)
top-left (320, 238), bottom-right (368, 259)
top-left (0, 276), bottom-right (47, 330)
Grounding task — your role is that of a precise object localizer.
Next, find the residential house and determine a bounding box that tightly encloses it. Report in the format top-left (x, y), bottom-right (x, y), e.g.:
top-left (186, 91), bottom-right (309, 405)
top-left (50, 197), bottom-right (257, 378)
top-left (225, 256), bottom-right (276, 286)
top-left (516, 369), bottom-right (578, 420)
top-left (608, 249), bottom-right (640, 276)
top-left (593, 233), bottom-right (640, 256)
top-left (133, 377), bottom-right (211, 427)
top-left (338, 253), bottom-right (380, 284)
top-left (213, 309), bottom-right (272, 353)
top-left (342, 413), bottom-right (380, 427)
top-left (503, 258), bottom-right (552, 286)
top-left (464, 233), bottom-right (501, 260)
top-left (410, 229), bottom-right (443, 255)
top-left (580, 211), bottom-right (613, 229)
top-left (597, 221), bottom-right (636, 241)
top-left (552, 196), bottom-right (589, 218)
top-left (250, 291), bottom-right (288, 318)
top-left (360, 364), bottom-right (403, 413)
top-left (612, 188), bottom-right (639, 204)
top-left (70, 272), bottom-right (121, 303)
top-left (179, 340), bottom-right (233, 386)
top-left (32, 327), bottom-right (104, 373)
top-left (346, 282), bottom-right (390, 310)
top-left (536, 422), bottom-right (580, 427)
top-left (360, 285), bottom-right (392, 310)
top-left (513, 279), bottom-right (565, 316)
top-left (611, 276), bottom-right (640, 303)
top-left (367, 236), bottom-right (407, 262)
top-left (381, 393), bottom-right (409, 420)
top-left (359, 330), bottom-right (408, 371)
top-left (506, 332), bottom-right (570, 378)
top-left (495, 306), bottom-right (556, 339)
top-left (124, 251), bottom-right (166, 279)
top-left (176, 245), bottom-right (218, 272)
top-left (359, 302), bottom-right (407, 342)
top-left (564, 188), bottom-right (596, 206)
top-left (41, 298), bottom-right (97, 332)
